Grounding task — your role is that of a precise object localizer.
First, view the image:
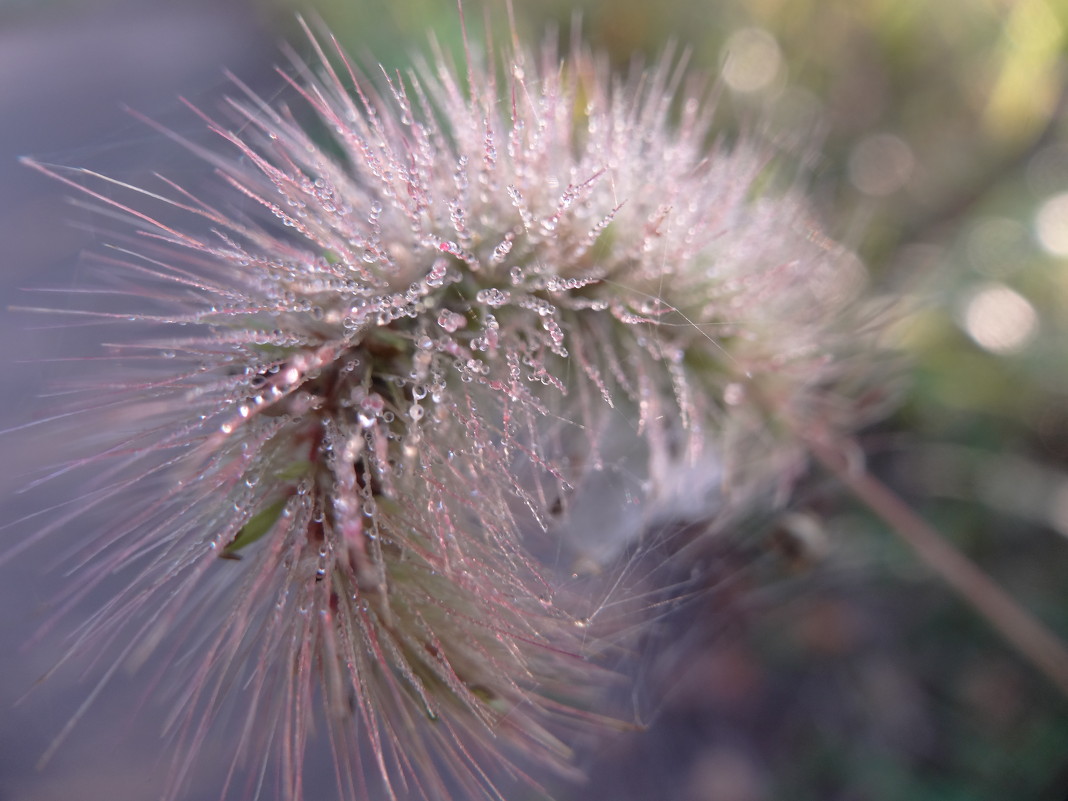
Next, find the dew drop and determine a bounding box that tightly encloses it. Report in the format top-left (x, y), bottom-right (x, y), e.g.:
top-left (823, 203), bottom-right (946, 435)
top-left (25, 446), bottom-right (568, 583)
top-left (490, 238), bottom-right (513, 264)
top-left (425, 258), bottom-right (449, 288)
top-left (724, 382), bottom-right (746, 406)
top-left (475, 288), bottom-right (510, 307)
top-left (437, 310), bottom-right (466, 332)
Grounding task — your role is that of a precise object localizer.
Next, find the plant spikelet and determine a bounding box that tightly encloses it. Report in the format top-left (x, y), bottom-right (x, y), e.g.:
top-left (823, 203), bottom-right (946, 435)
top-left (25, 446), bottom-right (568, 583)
top-left (17, 18), bottom-right (886, 801)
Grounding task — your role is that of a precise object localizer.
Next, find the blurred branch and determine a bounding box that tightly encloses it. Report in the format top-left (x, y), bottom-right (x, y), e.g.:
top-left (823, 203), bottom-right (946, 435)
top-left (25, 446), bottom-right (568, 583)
top-left (899, 79), bottom-right (1068, 246)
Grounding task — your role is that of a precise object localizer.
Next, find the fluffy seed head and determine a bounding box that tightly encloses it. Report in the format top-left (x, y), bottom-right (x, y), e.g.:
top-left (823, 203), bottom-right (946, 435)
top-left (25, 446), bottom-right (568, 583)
top-left (18, 18), bottom-right (886, 801)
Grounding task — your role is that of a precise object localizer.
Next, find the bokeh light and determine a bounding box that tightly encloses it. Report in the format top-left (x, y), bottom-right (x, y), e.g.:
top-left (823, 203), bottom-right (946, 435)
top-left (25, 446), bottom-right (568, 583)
top-left (848, 133), bottom-right (915, 196)
top-left (1035, 192), bottom-right (1068, 257)
top-left (721, 27), bottom-right (781, 94)
top-left (960, 282), bottom-right (1038, 354)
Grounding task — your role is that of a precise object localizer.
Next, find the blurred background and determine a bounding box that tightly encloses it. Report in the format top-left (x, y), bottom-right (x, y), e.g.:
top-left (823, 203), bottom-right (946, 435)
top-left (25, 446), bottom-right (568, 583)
top-left (2, 0), bottom-right (1067, 799)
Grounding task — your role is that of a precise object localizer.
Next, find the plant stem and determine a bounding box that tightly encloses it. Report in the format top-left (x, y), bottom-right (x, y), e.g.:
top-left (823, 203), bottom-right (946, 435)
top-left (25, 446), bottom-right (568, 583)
top-left (805, 431), bottom-right (1068, 699)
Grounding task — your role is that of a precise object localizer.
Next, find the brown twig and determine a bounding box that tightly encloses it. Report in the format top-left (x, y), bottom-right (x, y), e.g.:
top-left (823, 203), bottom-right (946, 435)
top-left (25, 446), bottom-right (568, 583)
top-left (805, 431), bottom-right (1068, 699)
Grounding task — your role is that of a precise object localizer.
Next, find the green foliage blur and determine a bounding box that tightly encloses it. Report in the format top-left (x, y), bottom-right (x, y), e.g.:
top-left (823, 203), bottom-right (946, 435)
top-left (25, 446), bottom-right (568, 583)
top-left (260, 0), bottom-right (1068, 797)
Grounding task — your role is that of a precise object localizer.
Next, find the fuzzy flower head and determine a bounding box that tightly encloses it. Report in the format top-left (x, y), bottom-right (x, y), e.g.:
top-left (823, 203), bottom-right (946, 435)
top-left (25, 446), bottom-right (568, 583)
top-left (22, 18), bottom-right (882, 801)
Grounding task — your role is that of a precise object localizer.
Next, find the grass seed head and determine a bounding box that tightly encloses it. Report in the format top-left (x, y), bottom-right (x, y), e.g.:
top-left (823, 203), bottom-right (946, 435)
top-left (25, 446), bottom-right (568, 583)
top-left (18, 17), bottom-right (887, 801)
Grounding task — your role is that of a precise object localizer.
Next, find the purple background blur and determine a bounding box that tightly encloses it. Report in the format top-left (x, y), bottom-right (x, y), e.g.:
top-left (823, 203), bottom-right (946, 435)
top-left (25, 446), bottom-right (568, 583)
top-left (0, 2), bottom-right (277, 798)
